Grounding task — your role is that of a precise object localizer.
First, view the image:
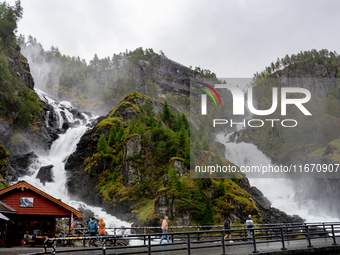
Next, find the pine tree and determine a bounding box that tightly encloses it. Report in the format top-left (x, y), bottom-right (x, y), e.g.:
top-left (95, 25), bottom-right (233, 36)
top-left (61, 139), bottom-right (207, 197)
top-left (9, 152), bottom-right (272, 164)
top-left (163, 101), bottom-right (170, 121)
top-left (108, 125), bottom-right (117, 146)
top-left (97, 134), bottom-right (108, 155)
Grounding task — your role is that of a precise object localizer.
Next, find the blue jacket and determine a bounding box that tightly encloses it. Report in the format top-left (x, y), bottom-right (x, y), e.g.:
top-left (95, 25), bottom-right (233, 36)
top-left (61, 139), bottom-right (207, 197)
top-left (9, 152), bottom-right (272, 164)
top-left (88, 220), bottom-right (98, 233)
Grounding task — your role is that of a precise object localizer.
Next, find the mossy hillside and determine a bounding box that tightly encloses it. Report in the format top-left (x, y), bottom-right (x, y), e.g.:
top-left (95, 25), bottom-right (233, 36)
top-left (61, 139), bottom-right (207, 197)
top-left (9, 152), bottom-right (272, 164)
top-left (0, 0), bottom-right (42, 130)
top-left (189, 148), bottom-right (260, 224)
top-left (0, 49), bottom-right (43, 130)
top-left (80, 92), bottom-right (261, 226)
top-left (0, 175), bottom-right (8, 190)
top-left (0, 142), bottom-right (10, 189)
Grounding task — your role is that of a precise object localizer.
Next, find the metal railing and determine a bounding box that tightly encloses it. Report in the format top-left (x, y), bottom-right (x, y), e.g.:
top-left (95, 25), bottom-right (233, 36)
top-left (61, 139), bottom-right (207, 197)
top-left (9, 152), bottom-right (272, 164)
top-left (24, 222), bottom-right (340, 255)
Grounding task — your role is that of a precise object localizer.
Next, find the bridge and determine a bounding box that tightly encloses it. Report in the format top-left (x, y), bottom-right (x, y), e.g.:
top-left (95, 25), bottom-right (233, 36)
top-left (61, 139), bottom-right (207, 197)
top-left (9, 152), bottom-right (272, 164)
top-left (1, 222), bottom-right (340, 255)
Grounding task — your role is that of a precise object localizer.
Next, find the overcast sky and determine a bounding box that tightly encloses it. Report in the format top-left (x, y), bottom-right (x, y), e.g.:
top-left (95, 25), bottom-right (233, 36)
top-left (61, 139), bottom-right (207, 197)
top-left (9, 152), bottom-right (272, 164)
top-left (6, 0), bottom-right (340, 77)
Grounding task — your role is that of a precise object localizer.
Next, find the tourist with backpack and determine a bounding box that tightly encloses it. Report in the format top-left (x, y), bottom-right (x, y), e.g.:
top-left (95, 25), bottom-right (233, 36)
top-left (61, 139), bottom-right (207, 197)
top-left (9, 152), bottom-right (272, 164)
top-left (224, 218), bottom-right (232, 241)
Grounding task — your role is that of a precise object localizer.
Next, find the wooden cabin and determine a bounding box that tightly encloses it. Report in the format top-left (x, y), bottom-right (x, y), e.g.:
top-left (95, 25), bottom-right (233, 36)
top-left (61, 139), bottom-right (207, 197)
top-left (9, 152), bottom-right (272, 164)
top-left (0, 181), bottom-right (82, 246)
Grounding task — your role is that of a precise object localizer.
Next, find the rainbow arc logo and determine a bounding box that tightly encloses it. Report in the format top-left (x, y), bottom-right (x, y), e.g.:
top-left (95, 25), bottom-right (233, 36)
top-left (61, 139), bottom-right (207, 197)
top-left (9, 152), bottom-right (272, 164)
top-left (197, 82), bottom-right (222, 115)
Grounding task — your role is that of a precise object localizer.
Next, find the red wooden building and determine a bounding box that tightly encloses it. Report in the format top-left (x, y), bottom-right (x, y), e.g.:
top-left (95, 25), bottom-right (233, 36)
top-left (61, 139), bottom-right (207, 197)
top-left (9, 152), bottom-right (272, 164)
top-left (0, 181), bottom-right (82, 246)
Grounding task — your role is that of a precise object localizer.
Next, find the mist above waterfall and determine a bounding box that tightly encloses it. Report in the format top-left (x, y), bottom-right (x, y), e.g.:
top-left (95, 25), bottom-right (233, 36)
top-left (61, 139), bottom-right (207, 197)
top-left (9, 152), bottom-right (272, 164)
top-left (20, 36), bottom-right (62, 99)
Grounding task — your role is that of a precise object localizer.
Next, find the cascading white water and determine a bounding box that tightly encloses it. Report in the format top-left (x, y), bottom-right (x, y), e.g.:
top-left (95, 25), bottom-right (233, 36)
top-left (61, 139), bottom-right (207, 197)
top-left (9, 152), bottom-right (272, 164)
top-left (17, 89), bottom-right (132, 235)
top-left (215, 133), bottom-right (339, 223)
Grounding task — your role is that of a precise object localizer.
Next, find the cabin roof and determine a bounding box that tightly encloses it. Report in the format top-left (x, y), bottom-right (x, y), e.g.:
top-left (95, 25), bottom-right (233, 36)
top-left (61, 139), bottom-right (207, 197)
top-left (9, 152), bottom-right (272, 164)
top-left (0, 181), bottom-right (82, 218)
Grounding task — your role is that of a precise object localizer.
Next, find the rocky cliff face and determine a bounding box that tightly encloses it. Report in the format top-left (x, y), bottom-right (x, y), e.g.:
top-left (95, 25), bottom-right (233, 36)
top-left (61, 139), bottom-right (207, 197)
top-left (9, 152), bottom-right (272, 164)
top-left (8, 53), bottom-right (35, 90)
top-left (87, 55), bottom-right (192, 96)
top-left (57, 53), bottom-right (197, 116)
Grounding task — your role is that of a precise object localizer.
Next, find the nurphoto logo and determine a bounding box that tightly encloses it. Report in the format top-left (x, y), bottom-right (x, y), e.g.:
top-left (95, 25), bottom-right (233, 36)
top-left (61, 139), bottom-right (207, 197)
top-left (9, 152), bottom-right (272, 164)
top-left (200, 83), bottom-right (312, 128)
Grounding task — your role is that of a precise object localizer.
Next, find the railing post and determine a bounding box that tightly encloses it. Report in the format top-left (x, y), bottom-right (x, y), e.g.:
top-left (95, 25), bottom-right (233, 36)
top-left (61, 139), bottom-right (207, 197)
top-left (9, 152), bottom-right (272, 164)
top-left (187, 233), bottom-right (191, 255)
top-left (51, 241), bottom-right (56, 255)
top-left (221, 231), bottom-right (226, 255)
top-left (280, 227), bottom-right (286, 250)
top-left (171, 228), bottom-right (174, 243)
top-left (252, 229), bottom-right (258, 253)
top-left (323, 223), bottom-right (326, 236)
top-left (244, 226), bottom-right (247, 238)
top-left (102, 238), bottom-right (106, 255)
top-left (305, 225), bottom-right (313, 248)
top-left (144, 228), bottom-right (146, 245)
top-left (331, 224), bottom-right (338, 245)
top-left (148, 235), bottom-right (151, 255)
top-left (114, 228), bottom-right (117, 246)
top-left (43, 241), bottom-right (47, 255)
top-left (197, 228), bottom-right (200, 241)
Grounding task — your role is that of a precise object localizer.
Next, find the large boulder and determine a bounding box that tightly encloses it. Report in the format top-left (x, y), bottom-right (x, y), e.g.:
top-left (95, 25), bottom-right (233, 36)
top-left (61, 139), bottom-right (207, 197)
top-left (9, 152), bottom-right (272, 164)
top-left (36, 165), bottom-right (54, 185)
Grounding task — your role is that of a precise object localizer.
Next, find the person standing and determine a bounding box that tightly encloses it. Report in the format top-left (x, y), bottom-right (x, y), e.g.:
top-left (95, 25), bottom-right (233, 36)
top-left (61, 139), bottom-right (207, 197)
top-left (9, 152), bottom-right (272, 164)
top-left (246, 215), bottom-right (254, 238)
top-left (98, 218), bottom-right (106, 236)
top-left (159, 216), bottom-right (171, 244)
top-left (98, 218), bottom-right (106, 244)
top-left (88, 217), bottom-right (98, 247)
top-left (223, 218), bottom-right (232, 241)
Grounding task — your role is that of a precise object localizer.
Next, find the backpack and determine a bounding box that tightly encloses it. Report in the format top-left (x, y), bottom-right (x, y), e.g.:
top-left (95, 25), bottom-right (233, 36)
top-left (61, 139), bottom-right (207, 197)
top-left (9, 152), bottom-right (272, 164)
top-left (224, 220), bottom-right (230, 229)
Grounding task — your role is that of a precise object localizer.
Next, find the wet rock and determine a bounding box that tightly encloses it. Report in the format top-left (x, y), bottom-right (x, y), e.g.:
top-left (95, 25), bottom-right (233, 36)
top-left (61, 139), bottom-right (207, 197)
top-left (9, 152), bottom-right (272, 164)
top-left (36, 165), bottom-right (54, 185)
top-left (77, 207), bottom-right (95, 221)
top-left (8, 152), bottom-right (38, 180)
top-left (83, 111), bottom-right (93, 118)
top-left (62, 122), bottom-right (70, 131)
top-left (239, 179), bottom-right (303, 224)
top-left (71, 109), bottom-right (85, 120)
top-left (0, 119), bottom-right (12, 145)
top-left (120, 213), bottom-right (136, 222)
top-left (250, 186), bottom-right (271, 210)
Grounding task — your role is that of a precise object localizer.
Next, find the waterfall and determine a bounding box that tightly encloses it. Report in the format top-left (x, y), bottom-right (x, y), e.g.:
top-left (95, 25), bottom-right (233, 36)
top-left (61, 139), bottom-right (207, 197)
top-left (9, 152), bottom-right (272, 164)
top-left (17, 89), bottom-right (132, 235)
top-left (215, 133), bottom-right (339, 223)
